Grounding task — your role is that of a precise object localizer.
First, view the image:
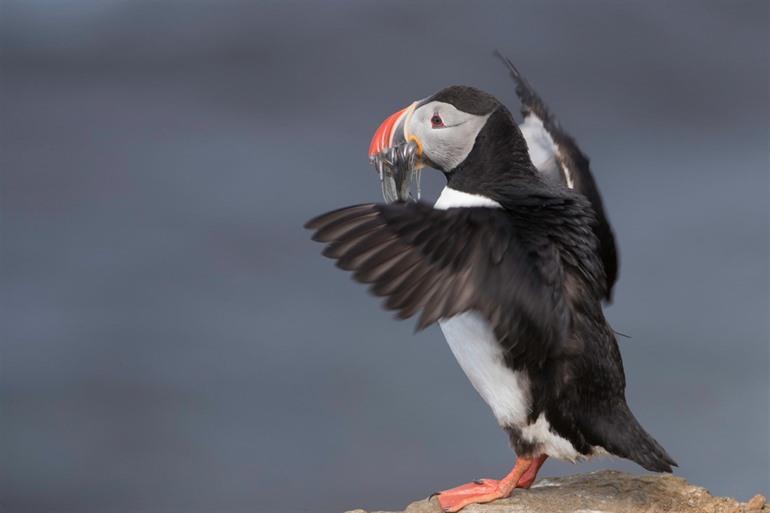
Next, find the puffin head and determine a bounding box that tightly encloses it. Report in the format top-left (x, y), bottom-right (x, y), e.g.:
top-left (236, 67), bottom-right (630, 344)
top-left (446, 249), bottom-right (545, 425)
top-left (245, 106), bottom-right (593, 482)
top-left (369, 85), bottom-right (531, 202)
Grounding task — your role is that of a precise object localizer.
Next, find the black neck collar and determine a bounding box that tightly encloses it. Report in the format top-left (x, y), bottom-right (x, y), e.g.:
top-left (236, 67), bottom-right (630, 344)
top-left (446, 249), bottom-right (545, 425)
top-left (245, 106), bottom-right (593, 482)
top-left (444, 107), bottom-right (538, 202)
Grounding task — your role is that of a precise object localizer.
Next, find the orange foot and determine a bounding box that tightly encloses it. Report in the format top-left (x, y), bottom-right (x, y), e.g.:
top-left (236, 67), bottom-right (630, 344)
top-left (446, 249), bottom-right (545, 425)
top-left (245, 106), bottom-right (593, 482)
top-left (436, 456), bottom-right (544, 512)
top-left (515, 454), bottom-right (548, 489)
top-left (436, 478), bottom-right (509, 512)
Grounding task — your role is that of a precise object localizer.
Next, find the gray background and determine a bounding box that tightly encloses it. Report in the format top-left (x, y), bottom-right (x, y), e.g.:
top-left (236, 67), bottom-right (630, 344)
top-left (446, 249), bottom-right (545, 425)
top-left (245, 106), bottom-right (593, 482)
top-left (2, 1), bottom-right (768, 512)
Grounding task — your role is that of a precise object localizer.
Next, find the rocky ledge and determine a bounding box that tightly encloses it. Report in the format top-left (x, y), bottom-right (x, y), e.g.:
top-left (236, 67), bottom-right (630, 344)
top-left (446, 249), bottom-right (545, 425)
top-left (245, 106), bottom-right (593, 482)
top-left (346, 470), bottom-right (767, 513)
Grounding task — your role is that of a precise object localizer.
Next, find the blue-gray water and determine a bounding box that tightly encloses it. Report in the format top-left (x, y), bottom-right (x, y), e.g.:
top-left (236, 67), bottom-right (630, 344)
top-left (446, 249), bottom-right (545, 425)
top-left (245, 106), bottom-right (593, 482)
top-left (1, 2), bottom-right (768, 512)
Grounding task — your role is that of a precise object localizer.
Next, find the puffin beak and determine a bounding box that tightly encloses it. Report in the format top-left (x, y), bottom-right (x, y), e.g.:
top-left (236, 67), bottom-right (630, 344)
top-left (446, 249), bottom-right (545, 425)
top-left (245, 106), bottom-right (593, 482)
top-left (368, 105), bottom-right (411, 157)
top-left (368, 102), bottom-right (424, 203)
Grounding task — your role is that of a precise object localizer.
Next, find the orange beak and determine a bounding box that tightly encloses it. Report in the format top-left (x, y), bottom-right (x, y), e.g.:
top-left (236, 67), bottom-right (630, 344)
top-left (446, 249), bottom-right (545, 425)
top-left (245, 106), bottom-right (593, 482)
top-left (368, 105), bottom-right (410, 158)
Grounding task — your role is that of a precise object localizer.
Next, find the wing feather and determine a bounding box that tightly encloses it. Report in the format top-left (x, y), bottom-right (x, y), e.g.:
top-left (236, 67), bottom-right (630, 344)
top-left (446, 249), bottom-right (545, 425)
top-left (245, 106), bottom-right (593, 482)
top-left (306, 201), bottom-right (585, 368)
top-left (496, 51), bottom-right (619, 301)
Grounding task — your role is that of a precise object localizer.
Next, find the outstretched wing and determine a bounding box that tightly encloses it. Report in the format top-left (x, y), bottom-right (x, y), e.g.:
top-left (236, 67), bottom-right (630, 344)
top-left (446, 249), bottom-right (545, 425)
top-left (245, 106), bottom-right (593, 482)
top-left (306, 202), bottom-right (580, 368)
top-left (496, 52), bottom-right (619, 302)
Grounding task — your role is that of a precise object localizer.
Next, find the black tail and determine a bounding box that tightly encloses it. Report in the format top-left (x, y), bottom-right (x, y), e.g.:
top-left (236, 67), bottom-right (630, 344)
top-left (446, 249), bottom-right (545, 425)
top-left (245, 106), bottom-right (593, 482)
top-left (585, 401), bottom-right (677, 473)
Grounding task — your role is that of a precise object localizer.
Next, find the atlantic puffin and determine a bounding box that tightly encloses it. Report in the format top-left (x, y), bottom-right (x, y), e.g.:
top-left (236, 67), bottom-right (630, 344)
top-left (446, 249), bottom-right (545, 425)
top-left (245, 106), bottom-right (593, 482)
top-left (306, 76), bottom-right (675, 512)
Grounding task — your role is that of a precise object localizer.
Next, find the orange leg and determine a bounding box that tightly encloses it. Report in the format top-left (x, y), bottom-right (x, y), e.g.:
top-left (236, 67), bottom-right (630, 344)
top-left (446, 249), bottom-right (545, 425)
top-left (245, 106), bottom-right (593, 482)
top-left (436, 457), bottom-right (533, 513)
top-left (515, 454), bottom-right (548, 489)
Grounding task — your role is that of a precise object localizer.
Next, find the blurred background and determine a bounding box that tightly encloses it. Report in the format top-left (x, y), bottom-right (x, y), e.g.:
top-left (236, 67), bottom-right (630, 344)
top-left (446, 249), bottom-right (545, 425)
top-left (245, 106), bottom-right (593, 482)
top-left (2, 1), bottom-right (768, 512)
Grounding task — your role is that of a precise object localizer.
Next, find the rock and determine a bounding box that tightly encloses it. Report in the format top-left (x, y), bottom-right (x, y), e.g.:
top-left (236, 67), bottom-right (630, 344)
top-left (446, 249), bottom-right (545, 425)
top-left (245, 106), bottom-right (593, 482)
top-left (351, 470), bottom-right (768, 513)
top-left (746, 495), bottom-right (767, 511)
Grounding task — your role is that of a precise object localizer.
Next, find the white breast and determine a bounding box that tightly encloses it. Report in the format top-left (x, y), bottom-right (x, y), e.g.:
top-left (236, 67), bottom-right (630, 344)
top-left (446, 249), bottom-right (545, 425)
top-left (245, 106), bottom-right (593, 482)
top-left (439, 312), bottom-right (531, 427)
top-left (434, 187), bottom-right (501, 210)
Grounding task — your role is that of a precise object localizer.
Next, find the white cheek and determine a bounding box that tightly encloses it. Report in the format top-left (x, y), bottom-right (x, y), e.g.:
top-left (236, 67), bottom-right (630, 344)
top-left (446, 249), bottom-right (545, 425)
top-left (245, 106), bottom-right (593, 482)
top-left (415, 114), bottom-right (491, 171)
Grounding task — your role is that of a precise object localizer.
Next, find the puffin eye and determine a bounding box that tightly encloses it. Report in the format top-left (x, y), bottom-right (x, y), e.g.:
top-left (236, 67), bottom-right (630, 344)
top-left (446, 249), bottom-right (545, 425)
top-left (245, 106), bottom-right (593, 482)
top-left (430, 114), bottom-right (445, 128)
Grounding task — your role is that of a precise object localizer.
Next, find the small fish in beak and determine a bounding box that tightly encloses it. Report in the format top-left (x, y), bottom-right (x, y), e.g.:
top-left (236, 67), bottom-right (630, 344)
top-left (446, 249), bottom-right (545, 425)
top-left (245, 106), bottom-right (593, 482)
top-left (370, 140), bottom-right (422, 203)
top-left (368, 102), bottom-right (423, 203)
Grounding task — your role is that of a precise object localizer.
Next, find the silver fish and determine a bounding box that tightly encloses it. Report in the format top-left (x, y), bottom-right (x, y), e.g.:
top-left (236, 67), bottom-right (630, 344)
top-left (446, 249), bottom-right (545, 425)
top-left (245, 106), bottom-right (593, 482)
top-left (369, 139), bottom-right (422, 204)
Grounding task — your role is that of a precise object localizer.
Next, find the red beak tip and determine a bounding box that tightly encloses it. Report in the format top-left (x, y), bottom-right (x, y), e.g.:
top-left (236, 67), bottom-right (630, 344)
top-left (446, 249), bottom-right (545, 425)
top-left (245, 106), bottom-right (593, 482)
top-left (369, 106), bottom-right (408, 158)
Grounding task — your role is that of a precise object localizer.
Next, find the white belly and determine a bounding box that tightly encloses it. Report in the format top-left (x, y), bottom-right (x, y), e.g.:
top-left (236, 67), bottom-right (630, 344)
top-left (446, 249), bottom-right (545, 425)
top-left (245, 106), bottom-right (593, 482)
top-left (439, 311), bottom-right (531, 427)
